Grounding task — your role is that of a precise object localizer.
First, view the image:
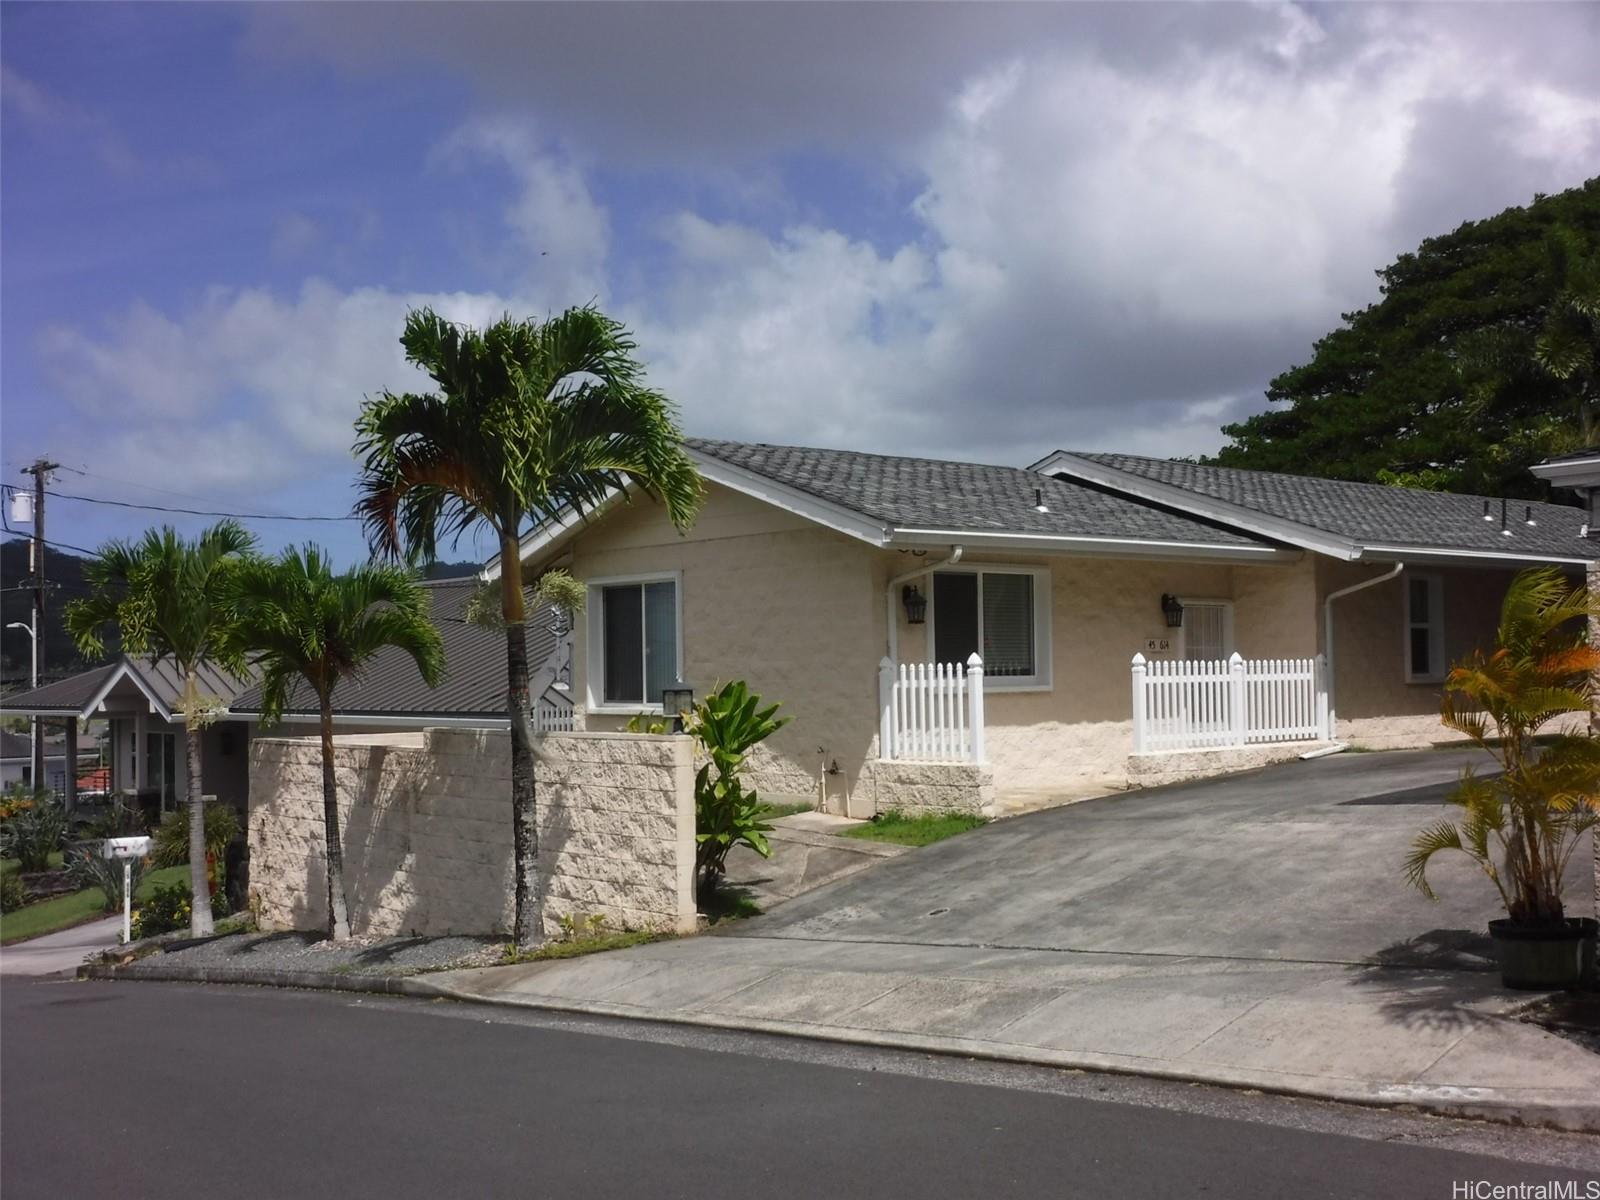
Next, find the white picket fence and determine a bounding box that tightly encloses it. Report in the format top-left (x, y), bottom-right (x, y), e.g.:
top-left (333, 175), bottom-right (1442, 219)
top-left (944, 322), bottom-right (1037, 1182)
top-left (1131, 652), bottom-right (1327, 754)
top-left (879, 654), bottom-right (986, 763)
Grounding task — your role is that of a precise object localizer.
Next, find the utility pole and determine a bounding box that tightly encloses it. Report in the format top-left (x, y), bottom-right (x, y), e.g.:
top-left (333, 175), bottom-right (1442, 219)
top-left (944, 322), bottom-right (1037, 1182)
top-left (20, 459), bottom-right (58, 791)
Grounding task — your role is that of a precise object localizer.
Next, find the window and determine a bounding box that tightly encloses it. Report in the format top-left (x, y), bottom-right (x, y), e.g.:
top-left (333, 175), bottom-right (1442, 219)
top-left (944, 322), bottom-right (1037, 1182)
top-left (1404, 572), bottom-right (1446, 683)
top-left (929, 567), bottom-right (1050, 689)
top-left (1180, 600), bottom-right (1233, 662)
top-left (588, 574), bottom-right (680, 709)
top-left (145, 731), bottom-right (177, 811)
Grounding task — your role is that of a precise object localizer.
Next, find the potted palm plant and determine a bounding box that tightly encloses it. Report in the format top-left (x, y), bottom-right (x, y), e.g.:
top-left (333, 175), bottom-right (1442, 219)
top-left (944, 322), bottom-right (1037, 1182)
top-left (1406, 567), bottom-right (1599, 989)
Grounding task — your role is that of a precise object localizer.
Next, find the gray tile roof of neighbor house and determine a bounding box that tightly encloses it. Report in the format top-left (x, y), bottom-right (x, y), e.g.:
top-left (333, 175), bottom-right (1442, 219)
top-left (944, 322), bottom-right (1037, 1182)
top-left (1054, 453), bottom-right (1593, 560)
top-left (229, 577), bottom-right (566, 721)
top-left (687, 439), bottom-right (1271, 548)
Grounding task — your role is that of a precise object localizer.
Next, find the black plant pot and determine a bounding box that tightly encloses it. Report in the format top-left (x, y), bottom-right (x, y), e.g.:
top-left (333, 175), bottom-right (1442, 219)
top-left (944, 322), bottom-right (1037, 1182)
top-left (1487, 917), bottom-right (1598, 990)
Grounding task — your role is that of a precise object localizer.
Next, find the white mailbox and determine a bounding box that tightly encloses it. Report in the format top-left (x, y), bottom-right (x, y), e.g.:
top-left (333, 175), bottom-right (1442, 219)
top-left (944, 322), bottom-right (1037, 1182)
top-left (104, 835), bottom-right (151, 860)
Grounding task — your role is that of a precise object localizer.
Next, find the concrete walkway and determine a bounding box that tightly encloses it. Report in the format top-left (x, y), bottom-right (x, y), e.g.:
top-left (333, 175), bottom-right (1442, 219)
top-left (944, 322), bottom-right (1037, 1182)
top-left (1, 917), bottom-right (123, 977)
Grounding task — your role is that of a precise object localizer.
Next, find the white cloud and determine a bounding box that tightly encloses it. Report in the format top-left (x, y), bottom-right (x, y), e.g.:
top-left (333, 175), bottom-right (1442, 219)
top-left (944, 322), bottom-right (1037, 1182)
top-left (36, 4), bottom-right (1600, 497)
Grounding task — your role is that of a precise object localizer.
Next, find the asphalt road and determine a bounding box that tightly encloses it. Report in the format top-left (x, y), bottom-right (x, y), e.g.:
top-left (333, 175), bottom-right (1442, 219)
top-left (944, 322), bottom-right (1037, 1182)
top-left (3, 979), bottom-right (1597, 1198)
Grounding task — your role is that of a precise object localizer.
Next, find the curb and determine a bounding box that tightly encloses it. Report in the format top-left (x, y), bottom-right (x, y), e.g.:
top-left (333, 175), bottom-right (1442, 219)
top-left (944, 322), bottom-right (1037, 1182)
top-left (80, 959), bottom-right (1600, 1134)
top-left (405, 977), bottom-right (1600, 1135)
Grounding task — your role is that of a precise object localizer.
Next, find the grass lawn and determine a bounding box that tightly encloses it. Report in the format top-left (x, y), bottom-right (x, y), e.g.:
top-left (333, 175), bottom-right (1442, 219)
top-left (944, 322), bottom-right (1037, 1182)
top-left (0, 864), bottom-right (189, 946)
top-left (1, 851), bottom-right (65, 877)
top-left (841, 809), bottom-right (988, 847)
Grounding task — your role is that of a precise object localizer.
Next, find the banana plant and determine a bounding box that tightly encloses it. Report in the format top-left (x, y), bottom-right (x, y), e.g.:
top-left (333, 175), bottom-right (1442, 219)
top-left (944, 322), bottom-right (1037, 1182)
top-left (687, 681), bottom-right (790, 899)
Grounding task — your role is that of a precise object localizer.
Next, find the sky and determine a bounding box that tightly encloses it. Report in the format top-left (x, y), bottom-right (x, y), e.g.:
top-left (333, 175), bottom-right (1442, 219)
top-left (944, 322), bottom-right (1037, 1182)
top-left (2, 1), bottom-right (1598, 567)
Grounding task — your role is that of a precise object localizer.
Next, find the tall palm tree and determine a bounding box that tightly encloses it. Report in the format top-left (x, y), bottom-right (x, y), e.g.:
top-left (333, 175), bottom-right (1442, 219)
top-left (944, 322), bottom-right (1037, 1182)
top-left (66, 522), bottom-right (257, 936)
top-left (229, 546), bottom-right (444, 939)
top-left (354, 306), bottom-right (702, 946)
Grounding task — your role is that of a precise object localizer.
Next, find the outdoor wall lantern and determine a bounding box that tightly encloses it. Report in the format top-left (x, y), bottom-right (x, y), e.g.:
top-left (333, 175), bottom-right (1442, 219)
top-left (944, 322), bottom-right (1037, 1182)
top-left (660, 682), bottom-right (695, 732)
top-left (902, 584), bottom-right (928, 625)
top-left (1161, 593), bottom-right (1185, 628)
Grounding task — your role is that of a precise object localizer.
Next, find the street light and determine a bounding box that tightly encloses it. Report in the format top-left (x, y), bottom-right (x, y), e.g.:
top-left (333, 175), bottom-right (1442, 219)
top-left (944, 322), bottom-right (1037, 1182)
top-left (5, 620), bottom-right (38, 784)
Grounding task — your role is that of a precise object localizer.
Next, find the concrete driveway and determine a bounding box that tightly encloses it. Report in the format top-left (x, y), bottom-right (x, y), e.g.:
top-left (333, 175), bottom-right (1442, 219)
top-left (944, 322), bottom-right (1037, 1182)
top-left (426, 748), bottom-right (1600, 1127)
top-left (728, 747), bottom-right (1593, 968)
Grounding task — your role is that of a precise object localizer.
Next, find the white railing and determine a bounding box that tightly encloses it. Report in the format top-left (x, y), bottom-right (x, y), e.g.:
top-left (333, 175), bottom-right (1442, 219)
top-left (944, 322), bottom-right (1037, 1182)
top-left (534, 701), bottom-right (575, 733)
top-left (1131, 652), bottom-right (1326, 754)
top-left (879, 654), bottom-right (986, 763)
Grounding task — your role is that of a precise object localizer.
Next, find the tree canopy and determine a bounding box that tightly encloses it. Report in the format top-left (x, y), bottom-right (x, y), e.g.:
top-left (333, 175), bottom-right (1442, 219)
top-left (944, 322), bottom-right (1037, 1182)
top-left (1213, 178), bottom-right (1600, 498)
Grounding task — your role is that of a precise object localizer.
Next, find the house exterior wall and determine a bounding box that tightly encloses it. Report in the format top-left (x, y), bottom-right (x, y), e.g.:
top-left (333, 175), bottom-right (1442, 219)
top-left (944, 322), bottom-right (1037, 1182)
top-left (1316, 560), bottom-right (1517, 747)
top-left (550, 482), bottom-right (1578, 796)
top-left (568, 483), bottom-right (884, 803)
top-left (247, 727), bottom-right (697, 939)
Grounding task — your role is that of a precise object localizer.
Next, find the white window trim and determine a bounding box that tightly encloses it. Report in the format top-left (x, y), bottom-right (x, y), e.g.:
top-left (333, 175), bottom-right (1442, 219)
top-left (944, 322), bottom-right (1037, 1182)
top-left (1403, 570), bottom-right (1447, 684)
top-left (1175, 597), bottom-right (1235, 662)
top-left (925, 565), bottom-right (1053, 691)
top-left (585, 571), bottom-right (685, 715)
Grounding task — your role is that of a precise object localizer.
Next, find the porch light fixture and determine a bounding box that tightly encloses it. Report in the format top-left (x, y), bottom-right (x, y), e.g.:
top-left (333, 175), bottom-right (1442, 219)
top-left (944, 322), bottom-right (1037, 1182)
top-left (1161, 593), bottom-right (1185, 628)
top-left (902, 584), bottom-right (928, 625)
top-left (660, 682), bottom-right (694, 732)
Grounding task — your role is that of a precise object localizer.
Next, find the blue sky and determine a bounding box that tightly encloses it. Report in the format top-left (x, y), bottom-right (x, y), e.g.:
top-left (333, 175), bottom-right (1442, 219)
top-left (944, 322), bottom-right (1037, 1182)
top-left (3, 2), bottom-right (1598, 567)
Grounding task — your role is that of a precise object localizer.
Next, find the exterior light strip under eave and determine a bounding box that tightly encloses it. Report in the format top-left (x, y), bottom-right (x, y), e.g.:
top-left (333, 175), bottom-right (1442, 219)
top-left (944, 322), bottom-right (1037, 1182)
top-left (888, 527), bottom-right (1294, 559)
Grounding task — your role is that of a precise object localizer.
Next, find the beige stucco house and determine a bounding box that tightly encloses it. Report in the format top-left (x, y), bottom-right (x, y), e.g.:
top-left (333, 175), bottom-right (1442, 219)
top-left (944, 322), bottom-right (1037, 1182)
top-left (493, 440), bottom-right (1593, 815)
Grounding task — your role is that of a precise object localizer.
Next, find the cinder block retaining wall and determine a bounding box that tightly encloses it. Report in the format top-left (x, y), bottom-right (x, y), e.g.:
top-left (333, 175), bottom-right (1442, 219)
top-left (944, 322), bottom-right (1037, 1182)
top-left (862, 759), bottom-right (995, 817)
top-left (248, 728), bottom-right (697, 940)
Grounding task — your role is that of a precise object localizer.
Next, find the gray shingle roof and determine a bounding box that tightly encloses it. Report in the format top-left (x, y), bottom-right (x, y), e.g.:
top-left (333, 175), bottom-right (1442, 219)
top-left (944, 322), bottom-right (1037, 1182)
top-left (688, 439), bottom-right (1269, 547)
top-left (2, 663), bottom-right (119, 715)
top-left (229, 578), bottom-right (566, 719)
top-left (1067, 453), bottom-right (1592, 558)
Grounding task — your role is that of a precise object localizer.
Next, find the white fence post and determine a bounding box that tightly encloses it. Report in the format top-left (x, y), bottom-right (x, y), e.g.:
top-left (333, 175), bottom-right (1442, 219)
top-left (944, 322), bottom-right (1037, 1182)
top-left (1315, 653), bottom-right (1330, 739)
top-left (1131, 653), bottom-right (1147, 754)
top-left (1228, 652), bottom-right (1246, 747)
top-left (966, 653), bottom-right (985, 764)
top-left (878, 656), bottom-right (896, 761)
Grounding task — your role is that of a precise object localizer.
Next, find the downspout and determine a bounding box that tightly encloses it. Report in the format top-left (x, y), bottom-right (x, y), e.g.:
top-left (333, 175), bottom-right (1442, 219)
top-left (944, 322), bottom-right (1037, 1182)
top-left (886, 546), bottom-right (963, 663)
top-left (1317, 560), bottom-right (1405, 750)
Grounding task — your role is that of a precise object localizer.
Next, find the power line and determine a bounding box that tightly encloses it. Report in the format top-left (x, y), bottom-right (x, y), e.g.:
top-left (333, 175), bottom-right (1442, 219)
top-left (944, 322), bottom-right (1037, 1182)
top-left (1, 483), bottom-right (359, 523)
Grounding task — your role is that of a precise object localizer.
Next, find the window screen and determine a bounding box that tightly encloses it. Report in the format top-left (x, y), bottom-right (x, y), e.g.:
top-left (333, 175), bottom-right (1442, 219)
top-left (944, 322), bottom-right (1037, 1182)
top-left (982, 572), bottom-right (1034, 677)
top-left (933, 572), bottom-right (978, 665)
top-left (601, 580), bottom-right (678, 706)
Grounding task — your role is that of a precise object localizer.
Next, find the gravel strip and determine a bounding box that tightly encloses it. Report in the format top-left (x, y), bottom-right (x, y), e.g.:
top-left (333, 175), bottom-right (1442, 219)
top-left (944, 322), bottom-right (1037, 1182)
top-left (117, 931), bottom-right (507, 979)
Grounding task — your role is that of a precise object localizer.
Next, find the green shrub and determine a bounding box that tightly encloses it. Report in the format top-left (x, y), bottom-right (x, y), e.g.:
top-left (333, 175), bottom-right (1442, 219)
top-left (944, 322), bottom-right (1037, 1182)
top-left (0, 873), bottom-right (28, 913)
top-left (688, 681), bottom-right (790, 899)
top-left (62, 842), bottom-right (146, 913)
top-left (74, 795), bottom-right (147, 841)
top-left (0, 791), bottom-right (67, 873)
top-left (129, 881), bottom-right (229, 940)
top-left (149, 804), bottom-right (241, 870)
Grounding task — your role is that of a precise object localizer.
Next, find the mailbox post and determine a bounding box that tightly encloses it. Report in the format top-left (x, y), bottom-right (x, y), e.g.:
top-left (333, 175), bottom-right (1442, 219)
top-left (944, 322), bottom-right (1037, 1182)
top-left (104, 836), bottom-right (152, 944)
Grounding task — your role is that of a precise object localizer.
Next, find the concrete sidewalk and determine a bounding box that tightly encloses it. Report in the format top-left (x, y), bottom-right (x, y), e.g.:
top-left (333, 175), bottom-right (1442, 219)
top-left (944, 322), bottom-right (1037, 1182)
top-left (1, 917), bottom-right (124, 976)
top-left (417, 933), bottom-right (1600, 1132)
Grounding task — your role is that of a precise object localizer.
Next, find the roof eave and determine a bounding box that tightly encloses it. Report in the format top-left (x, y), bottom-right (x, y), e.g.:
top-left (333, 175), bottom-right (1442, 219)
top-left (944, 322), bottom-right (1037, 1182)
top-left (1030, 450), bottom-right (1363, 560)
top-left (886, 527), bottom-right (1298, 563)
top-left (1531, 458), bottom-right (1600, 489)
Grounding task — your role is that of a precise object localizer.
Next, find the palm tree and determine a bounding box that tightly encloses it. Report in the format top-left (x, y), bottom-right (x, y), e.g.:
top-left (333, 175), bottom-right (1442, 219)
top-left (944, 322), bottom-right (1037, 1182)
top-left (354, 306), bottom-right (702, 946)
top-left (66, 522), bottom-right (257, 936)
top-left (1406, 567), bottom-right (1600, 924)
top-left (229, 546), bottom-right (444, 939)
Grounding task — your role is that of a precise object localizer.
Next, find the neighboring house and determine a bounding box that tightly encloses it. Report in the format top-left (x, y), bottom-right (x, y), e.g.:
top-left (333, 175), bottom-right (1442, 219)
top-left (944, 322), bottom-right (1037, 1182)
top-left (0, 729), bottom-right (74, 793)
top-left (0, 578), bottom-right (572, 815)
top-left (227, 577), bottom-right (574, 733)
top-left (0, 657), bottom-right (252, 815)
top-left (491, 439), bottom-right (1593, 811)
